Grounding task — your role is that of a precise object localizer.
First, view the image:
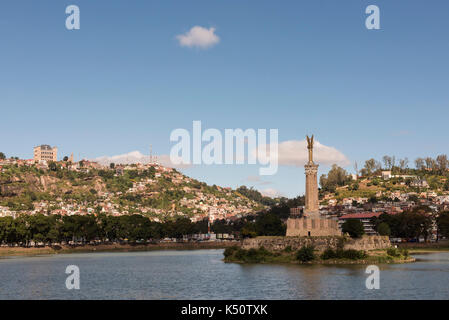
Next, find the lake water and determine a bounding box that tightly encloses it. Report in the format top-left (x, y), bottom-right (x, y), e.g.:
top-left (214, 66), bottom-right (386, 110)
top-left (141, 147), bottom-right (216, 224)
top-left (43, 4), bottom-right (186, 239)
top-left (0, 249), bottom-right (448, 299)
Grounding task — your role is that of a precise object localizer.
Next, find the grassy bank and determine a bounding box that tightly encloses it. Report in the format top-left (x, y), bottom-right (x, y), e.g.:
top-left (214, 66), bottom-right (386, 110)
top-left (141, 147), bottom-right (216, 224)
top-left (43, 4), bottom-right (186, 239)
top-left (223, 246), bottom-right (415, 264)
top-left (397, 240), bottom-right (449, 253)
top-left (0, 241), bottom-right (238, 258)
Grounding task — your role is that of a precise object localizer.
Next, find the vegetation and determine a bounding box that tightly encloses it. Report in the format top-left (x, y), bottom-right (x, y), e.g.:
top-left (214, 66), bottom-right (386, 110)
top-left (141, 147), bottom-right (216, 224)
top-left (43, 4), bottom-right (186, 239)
top-left (0, 214), bottom-right (220, 246)
top-left (437, 212), bottom-right (449, 239)
top-left (236, 186), bottom-right (277, 206)
top-left (377, 222), bottom-right (391, 236)
top-left (320, 248), bottom-right (367, 260)
top-left (223, 245), bottom-right (405, 264)
top-left (319, 164), bottom-right (351, 193)
top-left (223, 246), bottom-right (276, 263)
top-left (341, 219), bottom-right (365, 238)
top-left (0, 163), bottom-right (266, 221)
top-left (296, 245), bottom-right (316, 262)
top-left (372, 206), bottom-right (433, 241)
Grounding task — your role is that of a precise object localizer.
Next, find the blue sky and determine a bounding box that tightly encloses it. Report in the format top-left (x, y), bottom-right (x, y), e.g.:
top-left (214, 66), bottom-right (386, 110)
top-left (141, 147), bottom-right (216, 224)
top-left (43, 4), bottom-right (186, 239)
top-left (1, 0), bottom-right (449, 197)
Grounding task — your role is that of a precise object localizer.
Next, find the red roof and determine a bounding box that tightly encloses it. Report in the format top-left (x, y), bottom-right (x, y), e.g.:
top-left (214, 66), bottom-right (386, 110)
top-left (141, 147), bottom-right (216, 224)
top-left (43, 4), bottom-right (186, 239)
top-left (339, 212), bottom-right (382, 219)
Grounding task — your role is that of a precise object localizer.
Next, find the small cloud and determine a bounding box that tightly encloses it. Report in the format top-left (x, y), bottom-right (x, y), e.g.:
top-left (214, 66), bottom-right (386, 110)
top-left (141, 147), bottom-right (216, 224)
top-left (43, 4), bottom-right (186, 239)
top-left (176, 26), bottom-right (220, 49)
top-left (245, 175), bottom-right (273, 186)
top-left (392, 130), bottom-right (412, 137)
top-left (260, 188), bottom-right (283, 198)
top-left (246, 175), bottom-right (261, 182)
top-left (93, 151), bottom-right (192, 169)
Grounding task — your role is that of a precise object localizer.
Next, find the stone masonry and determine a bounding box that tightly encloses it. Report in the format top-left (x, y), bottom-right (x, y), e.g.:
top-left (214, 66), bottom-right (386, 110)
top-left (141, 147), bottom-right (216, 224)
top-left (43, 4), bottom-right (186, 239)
top-left (242, 235), bottom-right (391, 252)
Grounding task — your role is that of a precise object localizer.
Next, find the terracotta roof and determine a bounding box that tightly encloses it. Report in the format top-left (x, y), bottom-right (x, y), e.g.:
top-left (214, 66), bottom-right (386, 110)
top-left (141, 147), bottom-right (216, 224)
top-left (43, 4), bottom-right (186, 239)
top-left (339, 212), bottom-right (382, 219)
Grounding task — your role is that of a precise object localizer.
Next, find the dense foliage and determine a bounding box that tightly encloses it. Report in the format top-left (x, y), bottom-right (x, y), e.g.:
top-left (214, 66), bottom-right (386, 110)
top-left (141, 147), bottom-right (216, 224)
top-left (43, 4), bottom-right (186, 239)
top-left (320, 248), bottom-right (367, 260)
top-left (437, 212), bottom-right (449, 239)
top-left (296, 246), bottom-right (316, 262)
top-left (372, 206), bottom-right (434, 241)
top-left (0, 214), bottom-right (224, 246)
top-left (341, 219), bottom-right (365, 238)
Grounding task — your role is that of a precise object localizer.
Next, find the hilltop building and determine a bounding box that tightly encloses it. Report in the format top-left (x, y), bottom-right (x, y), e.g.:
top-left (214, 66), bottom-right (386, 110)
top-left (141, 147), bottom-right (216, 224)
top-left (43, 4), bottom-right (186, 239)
top-left (33, 145), bottom-right (58, 163)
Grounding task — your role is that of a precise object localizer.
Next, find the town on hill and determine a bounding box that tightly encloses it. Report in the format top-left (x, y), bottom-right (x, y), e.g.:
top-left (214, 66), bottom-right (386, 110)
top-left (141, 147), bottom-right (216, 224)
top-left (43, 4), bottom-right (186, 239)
top-left (0, 148), bottom-right (449, 246)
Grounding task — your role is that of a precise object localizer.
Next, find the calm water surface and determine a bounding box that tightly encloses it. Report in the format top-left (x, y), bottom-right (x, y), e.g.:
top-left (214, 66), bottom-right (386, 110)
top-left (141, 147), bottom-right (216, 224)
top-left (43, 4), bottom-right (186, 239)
top-left (0, 250), bottom-right (448, 299)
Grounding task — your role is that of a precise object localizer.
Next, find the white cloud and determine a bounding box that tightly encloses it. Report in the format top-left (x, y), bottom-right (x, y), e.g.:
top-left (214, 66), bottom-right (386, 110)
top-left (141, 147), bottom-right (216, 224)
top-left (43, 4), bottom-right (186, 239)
top-left (93, 151), bottom-right (192, 169)
top-left (176, 26), bottom-right (220, 49)
top-left (246, 175), bottom-right (261, 182)
top-left (245, 175), bottom-right (273, 186)
top-left (260, 188), bottom-right (283, 198)
top-left (256, 139), bottom-right (350, 167)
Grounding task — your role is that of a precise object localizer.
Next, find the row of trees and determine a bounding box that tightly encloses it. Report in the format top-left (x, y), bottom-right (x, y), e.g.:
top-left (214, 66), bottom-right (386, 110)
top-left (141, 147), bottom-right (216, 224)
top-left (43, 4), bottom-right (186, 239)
top-left (372, 207), bottom-right (449, 241)
top-left (0, 210), bottom-right (287, 246)
top-left (341, 207), bottom-right (449, 241)
top-left (0, 214), bottom-right (210, 246)
top-left (359, 154), bottom-right (449, 176)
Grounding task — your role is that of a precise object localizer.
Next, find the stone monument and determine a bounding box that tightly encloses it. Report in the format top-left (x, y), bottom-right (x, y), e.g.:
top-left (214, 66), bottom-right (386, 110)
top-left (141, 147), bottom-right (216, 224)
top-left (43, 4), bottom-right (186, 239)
top-left (286, 135), bottom-right (341, 237)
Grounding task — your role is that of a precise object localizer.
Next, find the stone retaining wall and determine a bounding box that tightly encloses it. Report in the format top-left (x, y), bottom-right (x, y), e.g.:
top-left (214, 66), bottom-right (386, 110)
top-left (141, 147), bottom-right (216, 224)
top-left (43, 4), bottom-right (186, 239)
top-left (242, 235), bottom-right (390, 252)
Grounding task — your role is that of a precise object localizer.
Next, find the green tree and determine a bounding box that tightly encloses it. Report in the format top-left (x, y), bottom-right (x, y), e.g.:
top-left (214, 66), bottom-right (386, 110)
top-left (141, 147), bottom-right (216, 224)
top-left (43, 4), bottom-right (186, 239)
top-left (240, 221), bottom-right (257, 238)
top-left (255, 213), bottom-right (286, 236)
top-left (341, 219), bottom-right (365, 238)
top-left (437, 212), bottom-right (449, 239)
top-left (48, 161), bottom-right (58, 171)
top-left (319, 164), bottom-right (350, 192)
top-left (0, 152), bottom-right (5, 160)
top-left (296, 246), bottom-right (315, 262)
top-left (364, 158), bottom-right (380, 176)
top-left (377, 222), bottom-right (391, 236)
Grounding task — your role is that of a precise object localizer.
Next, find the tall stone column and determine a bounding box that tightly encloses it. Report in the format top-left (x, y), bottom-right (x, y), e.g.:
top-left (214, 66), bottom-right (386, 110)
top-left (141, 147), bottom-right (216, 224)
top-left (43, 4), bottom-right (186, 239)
top-left (304, 163), bottom-right (319, 216)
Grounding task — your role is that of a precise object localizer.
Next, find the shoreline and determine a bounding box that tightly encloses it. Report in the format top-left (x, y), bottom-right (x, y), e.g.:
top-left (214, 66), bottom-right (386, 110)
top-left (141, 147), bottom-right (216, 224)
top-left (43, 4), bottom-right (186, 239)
top-left (0, 241), bottom-right (238, 258)
top-left (223, 246), bottom-right (416, 265)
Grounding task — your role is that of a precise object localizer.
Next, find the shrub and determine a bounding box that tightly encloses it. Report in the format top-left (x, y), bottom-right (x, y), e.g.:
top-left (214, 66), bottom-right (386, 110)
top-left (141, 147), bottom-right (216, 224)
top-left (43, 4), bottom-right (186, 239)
top-left (340, 249), bottom-right (367, 260)
top-left (320, 248), bottom-right (337, 260)
top-left (284, 245), bottom-right (293, 253)
top-left (387, 247), bottom-right (401, 257)
top-left (224, 246), bottom-right (273, 263)
top-left (400, 248), bottom-right (409, 257)
top-left (321, 248), bottom-right (367, 260)
top-left (223, 246), bottom-right (239, 258)
top-left (296, 246), bottom-right (316, 262)
top-left (234, 248), bottom-right (247, 261)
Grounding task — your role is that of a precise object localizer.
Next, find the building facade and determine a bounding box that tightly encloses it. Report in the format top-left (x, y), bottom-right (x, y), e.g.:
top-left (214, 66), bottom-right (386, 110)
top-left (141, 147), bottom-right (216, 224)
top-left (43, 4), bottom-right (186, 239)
top-left (34, 145), bottom-right (58, 162)
top-left (338, 212), bottom-right (382, 236)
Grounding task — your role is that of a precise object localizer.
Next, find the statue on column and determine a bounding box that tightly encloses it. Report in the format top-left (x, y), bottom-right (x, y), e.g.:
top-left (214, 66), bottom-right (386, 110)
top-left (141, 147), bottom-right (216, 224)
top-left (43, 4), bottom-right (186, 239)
top-left (306, 135), bottom-right (314, 163)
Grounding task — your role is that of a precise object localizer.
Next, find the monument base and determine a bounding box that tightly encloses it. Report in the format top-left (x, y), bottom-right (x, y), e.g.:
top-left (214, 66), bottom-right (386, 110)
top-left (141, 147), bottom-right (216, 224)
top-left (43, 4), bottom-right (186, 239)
top-left (286, 215), bottom-right (341, 237)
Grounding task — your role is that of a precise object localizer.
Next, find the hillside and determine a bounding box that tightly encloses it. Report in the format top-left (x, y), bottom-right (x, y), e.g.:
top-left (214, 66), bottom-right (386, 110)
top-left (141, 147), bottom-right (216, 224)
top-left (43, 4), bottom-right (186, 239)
top-left (0, 162), bottom-right (266, 221)
top-left (319, 166), bottom-right (449, 205)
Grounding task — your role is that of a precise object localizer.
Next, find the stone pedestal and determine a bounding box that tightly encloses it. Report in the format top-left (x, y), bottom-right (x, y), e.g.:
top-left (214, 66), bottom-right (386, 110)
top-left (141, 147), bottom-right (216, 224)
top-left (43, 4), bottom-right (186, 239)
top-left (286, 217), bottom-right (341, 236)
